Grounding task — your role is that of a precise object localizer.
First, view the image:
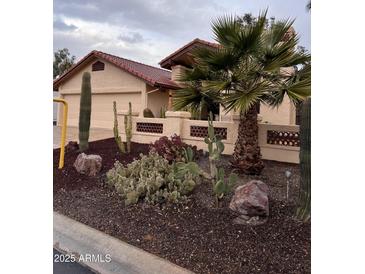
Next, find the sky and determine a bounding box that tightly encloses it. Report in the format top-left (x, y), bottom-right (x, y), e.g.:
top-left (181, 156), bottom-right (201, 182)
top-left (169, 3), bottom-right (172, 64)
top-left (54, 0), bottom-right (311, 66)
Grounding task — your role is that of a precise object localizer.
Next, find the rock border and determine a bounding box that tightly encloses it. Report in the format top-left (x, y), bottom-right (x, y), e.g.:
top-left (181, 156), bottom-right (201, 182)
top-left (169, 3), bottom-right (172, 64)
top-left (53, 212), bottom-right (194, 274)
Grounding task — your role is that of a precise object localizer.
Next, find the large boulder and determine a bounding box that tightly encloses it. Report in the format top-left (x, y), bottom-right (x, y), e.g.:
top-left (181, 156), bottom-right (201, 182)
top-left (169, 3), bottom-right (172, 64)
top-left (229, 180), bottom-right (269, 218)
top-left (74, 153), bottom-right (102, 176)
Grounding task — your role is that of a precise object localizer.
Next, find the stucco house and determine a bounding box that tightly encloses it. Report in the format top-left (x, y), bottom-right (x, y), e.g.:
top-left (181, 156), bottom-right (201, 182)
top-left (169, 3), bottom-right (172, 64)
top-left (54, 38), bottom-right (298, 128)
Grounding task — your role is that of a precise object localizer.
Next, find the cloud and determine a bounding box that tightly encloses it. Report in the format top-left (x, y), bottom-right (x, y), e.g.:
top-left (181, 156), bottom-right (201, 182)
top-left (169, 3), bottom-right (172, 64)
top-left (53, 19), bottom-right (77, 31)
top-left (118, 32), bottom-right (144, 44)
top-left (53, 0), bottom-right (310, 66)
top-left (54, 0), bottom-right (223, 39)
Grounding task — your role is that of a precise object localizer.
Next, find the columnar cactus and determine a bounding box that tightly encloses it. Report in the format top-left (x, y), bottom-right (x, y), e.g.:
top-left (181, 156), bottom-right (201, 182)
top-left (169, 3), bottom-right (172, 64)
top-left (295, 98), bottom-right (311, 222)
top-left (124, 102), bottom-right (132, 153)
top-left (160, 106), bottom-right (167, 118)
top-left (113, 101), bottom-right (126, 153)
top-left (78, 72), bottom-right (92, 152)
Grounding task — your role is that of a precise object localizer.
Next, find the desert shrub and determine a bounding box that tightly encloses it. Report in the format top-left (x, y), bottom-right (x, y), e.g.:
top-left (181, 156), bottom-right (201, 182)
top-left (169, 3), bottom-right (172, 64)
top-left (150, 134), bottom-right (199, 163)
top-left (106, 152), bottom-right (200, 205)
top-left (143, 108), bottom-right (155, 118)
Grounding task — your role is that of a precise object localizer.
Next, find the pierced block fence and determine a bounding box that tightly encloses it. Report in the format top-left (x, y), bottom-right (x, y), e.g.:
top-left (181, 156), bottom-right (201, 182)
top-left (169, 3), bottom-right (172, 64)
top-left (117, 111), bottom-right (300, 163)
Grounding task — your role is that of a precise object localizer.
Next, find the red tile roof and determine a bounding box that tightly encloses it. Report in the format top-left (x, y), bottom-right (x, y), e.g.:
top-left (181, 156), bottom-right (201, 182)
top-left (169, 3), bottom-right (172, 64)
top-left (53, 50), bottom-right (180, 90)
top-left (159, 38), bottom-right (220, 69)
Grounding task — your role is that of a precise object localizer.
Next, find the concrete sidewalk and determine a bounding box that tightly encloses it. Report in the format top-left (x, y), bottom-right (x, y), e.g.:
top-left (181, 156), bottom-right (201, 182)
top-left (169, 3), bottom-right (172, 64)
top-left (54, 212), bottom-right (194, 274)
top-left (53, 126), bottom-right (113, 148)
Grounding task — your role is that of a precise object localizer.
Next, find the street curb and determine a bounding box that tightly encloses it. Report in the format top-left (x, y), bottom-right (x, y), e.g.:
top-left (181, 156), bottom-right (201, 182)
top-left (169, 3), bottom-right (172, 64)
top-left (54, 212), bottom-right (194, 274)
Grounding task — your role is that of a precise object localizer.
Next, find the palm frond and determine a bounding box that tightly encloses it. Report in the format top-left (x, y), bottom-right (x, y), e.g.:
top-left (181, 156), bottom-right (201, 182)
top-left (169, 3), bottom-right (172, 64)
top-left (222, 80), bottom-right (272, 114)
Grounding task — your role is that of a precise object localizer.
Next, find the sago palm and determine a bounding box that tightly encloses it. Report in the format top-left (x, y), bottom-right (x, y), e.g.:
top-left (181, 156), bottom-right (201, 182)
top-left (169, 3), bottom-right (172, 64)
top-left (173, 10), bottom-right (311, 174)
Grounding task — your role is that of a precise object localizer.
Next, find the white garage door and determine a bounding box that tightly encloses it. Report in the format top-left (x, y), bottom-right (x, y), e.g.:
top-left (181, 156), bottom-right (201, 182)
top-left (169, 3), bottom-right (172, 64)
top-left (63, 93), bottom-right (141, 129)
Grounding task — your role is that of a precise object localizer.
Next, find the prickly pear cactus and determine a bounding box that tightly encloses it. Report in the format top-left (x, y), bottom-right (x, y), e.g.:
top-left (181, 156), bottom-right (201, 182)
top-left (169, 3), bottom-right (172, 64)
top-left (204, 112), bottom-right (225, 179)
top-left (106, 152), bottom-right (199, 205)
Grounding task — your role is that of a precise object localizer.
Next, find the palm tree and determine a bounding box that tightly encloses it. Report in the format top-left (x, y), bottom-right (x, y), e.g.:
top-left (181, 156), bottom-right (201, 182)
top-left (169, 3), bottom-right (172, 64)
top-left (173, 11), bottom-right (311, 175)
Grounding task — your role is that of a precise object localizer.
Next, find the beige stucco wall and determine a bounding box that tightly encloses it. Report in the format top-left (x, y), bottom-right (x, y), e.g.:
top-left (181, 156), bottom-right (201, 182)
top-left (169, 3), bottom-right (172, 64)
top-left (57, 58), bottom-right (146, 128)
top-left (117, 111), bottom-right (299, 163)
top-left (259, 95), bottom-right (296, 125)
top-left (146, 86), bottom-right (169, 118)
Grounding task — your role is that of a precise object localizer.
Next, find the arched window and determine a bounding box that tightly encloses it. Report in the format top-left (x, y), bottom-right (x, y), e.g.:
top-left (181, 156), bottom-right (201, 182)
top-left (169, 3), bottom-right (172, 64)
top-left (92, 61), bottom-right (105, 71)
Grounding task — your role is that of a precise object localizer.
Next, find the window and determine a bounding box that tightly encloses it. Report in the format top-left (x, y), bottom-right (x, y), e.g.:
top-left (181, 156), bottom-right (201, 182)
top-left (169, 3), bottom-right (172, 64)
top-left (92, 61), bottom-right (105, 71)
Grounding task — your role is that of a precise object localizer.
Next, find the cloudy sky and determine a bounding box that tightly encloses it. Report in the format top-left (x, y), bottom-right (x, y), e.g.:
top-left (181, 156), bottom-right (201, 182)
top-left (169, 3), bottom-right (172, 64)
top-left (54, 0), bottom-right (311, 66)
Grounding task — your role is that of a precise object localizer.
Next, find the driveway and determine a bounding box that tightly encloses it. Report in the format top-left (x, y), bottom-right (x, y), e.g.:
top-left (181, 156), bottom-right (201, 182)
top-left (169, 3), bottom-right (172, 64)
top-left (53, 126), bottom-right (113, 148)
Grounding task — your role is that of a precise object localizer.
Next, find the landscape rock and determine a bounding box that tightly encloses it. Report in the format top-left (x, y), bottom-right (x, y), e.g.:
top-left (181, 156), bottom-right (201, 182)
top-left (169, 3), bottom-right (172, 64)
top-left (74, 153), bottom-right (102, 176)
top-left (229, 180), bottom-right (269, 218)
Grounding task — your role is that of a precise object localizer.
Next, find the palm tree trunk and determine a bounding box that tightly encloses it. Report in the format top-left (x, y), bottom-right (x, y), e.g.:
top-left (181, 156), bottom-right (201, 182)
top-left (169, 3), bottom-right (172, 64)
top-left (232, 105), bottom-right (264, 175)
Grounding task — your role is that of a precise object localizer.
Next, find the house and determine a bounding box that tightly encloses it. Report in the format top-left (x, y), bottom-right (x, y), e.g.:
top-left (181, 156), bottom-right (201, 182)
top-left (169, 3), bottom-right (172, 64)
top-left (53, 38), bottom-right (298, 129)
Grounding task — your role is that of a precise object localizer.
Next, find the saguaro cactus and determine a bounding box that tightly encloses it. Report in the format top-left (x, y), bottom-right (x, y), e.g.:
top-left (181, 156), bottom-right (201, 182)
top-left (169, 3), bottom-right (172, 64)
top-left (295, 98), bottom-right (311, 222)
top-left (124, 102), bottom-right (132, 153)
top-left (113, 101), bottom-right (126, 153)
top-left (78, 72), bottom-right (92, 152)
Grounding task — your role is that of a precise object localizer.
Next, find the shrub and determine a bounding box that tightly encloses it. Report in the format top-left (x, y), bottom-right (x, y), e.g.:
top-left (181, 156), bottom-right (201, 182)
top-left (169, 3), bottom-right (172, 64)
top-left (150, 134), bottom-right (199, 163)
top-left (106, 152), bottom-right (200, 205)
top-left (143, 108), bottom-right (155, 118)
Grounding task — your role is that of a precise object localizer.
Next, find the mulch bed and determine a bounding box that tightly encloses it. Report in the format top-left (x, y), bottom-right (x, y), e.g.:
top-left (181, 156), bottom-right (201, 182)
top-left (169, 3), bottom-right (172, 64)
top-left (54, 138), bottom-right (310, 274)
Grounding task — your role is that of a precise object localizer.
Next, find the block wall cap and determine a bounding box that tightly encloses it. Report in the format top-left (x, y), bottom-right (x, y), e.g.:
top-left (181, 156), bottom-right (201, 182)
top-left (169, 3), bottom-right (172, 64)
top-left (165, 111), bottom-right (191, 119)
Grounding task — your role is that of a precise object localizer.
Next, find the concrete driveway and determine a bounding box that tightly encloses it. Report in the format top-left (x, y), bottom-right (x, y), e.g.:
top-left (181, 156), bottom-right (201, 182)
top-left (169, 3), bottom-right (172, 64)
top-left (53, 126), bottom-right (113, 148)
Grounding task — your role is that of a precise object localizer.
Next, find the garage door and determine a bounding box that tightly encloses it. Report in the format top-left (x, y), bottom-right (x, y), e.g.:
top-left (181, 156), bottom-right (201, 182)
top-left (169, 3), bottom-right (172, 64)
top-left (62, 93), bottom-right (141, 129)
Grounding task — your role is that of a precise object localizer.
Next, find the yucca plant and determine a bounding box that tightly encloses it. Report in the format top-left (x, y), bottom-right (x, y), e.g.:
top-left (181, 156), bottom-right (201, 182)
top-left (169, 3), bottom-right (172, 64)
top-left (174, 10), bottom-right (311, 175)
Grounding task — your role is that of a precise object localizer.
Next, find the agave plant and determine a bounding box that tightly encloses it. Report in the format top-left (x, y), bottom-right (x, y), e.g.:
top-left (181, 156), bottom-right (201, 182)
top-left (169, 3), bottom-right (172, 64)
top-left (174, 10), bottom-right (311, 175)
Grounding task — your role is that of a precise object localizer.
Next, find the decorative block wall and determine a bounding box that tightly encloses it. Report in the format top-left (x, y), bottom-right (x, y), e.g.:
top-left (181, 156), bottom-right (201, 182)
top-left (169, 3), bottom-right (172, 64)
top-left (267, 130), bottom-right (300, 147)
top-left (190, 126), bottom-right (227, 140)
top-left (136, 122), bottom-right (163, 134)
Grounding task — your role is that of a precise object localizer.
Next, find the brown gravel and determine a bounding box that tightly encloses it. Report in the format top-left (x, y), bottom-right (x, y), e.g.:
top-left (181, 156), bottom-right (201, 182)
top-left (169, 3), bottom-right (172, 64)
top-left (54, 138), bottom-right (310, 274)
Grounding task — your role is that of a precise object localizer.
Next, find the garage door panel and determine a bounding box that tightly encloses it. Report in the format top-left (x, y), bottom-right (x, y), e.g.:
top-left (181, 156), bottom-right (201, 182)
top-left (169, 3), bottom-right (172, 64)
top-left (63, 93), bottom-right (141, 129)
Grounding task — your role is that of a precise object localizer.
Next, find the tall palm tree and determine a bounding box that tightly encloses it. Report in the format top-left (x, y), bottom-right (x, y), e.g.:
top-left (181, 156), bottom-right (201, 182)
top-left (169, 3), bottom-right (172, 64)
top-left (173, 11), bottom-right (311, 175)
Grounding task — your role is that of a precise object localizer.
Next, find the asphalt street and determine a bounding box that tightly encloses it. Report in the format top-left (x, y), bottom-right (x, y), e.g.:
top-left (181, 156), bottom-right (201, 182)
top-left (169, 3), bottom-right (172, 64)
top-left (53, 249), bottom-right (95, 274)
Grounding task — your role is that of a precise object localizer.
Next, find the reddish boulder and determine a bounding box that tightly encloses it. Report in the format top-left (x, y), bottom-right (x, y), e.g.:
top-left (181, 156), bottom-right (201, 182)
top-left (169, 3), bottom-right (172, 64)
top-left (74, 153), bottom-right (102, 176)
top-left (229, 180), bottom-right (269, 217)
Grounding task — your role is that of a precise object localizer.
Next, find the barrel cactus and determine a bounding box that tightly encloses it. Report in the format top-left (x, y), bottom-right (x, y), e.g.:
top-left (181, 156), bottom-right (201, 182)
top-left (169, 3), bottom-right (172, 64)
top-left (78, 72), bottom-right (92, 152)
top-left (295, 98), bottom-right (311, 222)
